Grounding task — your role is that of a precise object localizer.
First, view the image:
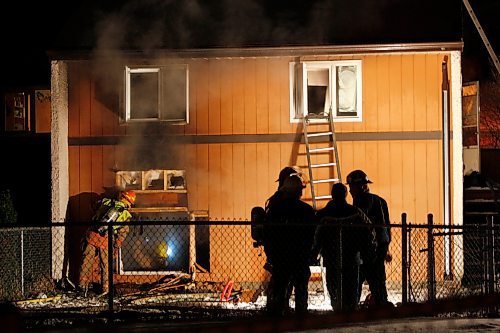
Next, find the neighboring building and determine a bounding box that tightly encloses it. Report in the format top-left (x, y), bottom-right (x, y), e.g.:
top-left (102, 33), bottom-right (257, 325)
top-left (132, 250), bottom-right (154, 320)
top-left (49, 42), bottom-right (464, 284)
top-left (0, 88), bottom-right (52, 224)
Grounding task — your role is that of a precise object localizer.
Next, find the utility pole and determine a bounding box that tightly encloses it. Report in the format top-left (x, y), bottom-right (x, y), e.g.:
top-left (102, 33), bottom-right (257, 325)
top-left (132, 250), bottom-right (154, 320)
top-left (462, 0), bottom-right (500, 77)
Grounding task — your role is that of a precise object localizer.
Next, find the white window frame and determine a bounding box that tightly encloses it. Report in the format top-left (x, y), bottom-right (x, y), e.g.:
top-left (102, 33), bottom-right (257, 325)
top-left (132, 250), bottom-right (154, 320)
top-left (289, 60), bottom-right (362, 123)
top-left (125, 65), bottom-right (189, 124)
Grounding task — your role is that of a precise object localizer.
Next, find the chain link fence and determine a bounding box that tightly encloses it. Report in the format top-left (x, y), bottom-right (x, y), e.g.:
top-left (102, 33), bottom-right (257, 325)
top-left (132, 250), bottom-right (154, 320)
top-left (0, 214), bottom-right (498, 326)
top-left (0, 227), bottom-right (53, 301)
top-left (401, 214), bottom-right (499, 304)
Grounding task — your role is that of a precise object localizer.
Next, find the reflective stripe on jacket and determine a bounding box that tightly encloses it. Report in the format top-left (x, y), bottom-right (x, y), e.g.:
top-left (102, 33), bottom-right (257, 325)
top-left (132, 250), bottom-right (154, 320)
top-left (93, 198), bottom-right (132, 234)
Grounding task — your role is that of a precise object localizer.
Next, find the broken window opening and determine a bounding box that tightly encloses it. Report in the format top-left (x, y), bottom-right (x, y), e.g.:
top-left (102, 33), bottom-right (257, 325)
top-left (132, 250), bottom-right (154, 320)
top-left (144, 169), bottom-right (165, 190)
top-left (167, 170), bottom-right (186, 190)
top-left (117, 171), bottom-right (142, 191)
top-left (290, 60), bottom-right (362, 122)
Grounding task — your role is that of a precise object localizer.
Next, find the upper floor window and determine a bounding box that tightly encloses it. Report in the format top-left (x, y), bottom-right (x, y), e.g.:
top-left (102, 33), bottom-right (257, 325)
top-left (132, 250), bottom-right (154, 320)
top-left (125, 65), bottom-right (189, 123)
top-left (289, 60), bottom-right (362, 122)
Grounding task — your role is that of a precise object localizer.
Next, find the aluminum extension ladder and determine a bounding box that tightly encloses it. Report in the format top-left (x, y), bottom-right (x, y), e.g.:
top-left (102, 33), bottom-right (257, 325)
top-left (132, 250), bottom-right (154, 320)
top-left (303, 112), bottom-right (342, 210)
top-left (302, 111), bottom-right (342, 305)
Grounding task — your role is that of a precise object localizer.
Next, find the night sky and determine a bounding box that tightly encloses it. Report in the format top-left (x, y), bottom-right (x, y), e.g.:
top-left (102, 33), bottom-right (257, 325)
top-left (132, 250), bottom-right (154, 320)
top-left (0, 0), bottom-right (498, 88)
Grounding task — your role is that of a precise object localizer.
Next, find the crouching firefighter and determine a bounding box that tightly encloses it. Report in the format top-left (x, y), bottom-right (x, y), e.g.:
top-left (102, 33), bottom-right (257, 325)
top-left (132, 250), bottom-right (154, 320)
top-left (78, 190), bottom-right (136, 296)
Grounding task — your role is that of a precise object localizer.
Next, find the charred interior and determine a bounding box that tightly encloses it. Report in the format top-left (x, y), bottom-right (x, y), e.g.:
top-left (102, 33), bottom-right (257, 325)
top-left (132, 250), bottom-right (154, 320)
top-left (115, 170), bottom-right (209, 274)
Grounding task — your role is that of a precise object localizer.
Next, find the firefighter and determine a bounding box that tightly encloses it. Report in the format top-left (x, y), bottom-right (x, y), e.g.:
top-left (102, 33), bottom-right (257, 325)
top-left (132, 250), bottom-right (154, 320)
top-left (276, 166), bottom-right (305, 190)
top-left (274, 166), bottom-right (309, 308)
top-left (313, 183), bottom-right (376, 312)
top-left (256, 166), bottom-right (307, 311)
top-left (346, 170), bottom-right (392, 306)
top-left (78, 190), bottom-right (136, 296)
top-left (263, 174), bottom-right (316, 316)
top-left (259, 166), bottom-right (306, 267)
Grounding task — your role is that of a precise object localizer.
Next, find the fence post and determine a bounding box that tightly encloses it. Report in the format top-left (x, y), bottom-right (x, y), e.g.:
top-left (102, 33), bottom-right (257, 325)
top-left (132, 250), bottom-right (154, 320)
top-left (401, 213), bottom-right (408, 304)
top-left (486, 216), bottom-right (495, 295)
top-left (427, 214), bottom-right (436, 302)
top-left (107, 222), bottom-right (114, 319)
top-left (21, 229), bottom-right (25, 297)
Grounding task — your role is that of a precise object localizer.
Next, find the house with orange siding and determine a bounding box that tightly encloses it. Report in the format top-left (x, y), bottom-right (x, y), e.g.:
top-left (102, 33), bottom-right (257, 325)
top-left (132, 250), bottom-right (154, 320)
top-left (48, 42), bottom-right (465, 287)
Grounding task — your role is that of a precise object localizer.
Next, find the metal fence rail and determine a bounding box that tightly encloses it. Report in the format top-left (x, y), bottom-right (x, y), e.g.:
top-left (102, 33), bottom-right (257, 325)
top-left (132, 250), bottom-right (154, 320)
top-left (0, 215), bottom-right (498, 322)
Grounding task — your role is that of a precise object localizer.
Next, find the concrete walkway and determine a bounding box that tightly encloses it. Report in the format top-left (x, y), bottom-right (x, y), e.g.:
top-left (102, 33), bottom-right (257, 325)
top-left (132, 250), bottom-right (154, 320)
top-left (292, 318), bottom-right (500, 333)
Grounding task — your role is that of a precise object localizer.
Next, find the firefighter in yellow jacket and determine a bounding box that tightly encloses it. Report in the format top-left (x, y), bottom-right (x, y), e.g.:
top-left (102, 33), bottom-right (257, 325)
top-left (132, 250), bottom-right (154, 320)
top-left (78, 190), bottom-right (136, 296)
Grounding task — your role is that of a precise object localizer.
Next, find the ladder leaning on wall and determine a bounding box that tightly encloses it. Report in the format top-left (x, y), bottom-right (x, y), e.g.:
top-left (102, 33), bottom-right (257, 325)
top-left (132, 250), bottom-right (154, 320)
top-left (302, 111), bottom-right (342, 303)
top-left (302, 112), bottom-right (342, 210)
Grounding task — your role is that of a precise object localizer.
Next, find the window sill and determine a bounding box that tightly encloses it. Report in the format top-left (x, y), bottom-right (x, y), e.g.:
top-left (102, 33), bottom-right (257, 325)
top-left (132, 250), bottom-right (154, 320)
top-left (289, 117), bottom-right (363, 124)
top-left (133, 189), bottom-right (187, 194)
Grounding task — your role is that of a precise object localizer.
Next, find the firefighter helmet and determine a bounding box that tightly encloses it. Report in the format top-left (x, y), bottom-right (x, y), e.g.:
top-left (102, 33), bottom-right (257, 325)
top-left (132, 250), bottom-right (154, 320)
top-left (346, 170), bottom-right (373, 185)
top-left (121, 190), bottom-right (136, 205)
top-left (279, 174), bottom-right (304, 195)
top-left (276, 166), bottom-right (305, 188)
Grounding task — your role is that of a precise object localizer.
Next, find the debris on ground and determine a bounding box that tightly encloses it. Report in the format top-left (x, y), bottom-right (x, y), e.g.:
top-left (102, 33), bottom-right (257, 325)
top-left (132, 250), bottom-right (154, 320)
top-left (15, 295), bottom-right (62, 305)
top-left (122, 273), bottom-right (192, 296)
top-left (13, 273), bottom-right (328, 314)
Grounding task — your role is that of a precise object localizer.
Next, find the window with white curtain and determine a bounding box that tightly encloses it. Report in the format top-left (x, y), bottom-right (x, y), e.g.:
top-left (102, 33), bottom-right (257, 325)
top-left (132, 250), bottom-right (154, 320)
top-left (289, 60), bottom-right (362, 122)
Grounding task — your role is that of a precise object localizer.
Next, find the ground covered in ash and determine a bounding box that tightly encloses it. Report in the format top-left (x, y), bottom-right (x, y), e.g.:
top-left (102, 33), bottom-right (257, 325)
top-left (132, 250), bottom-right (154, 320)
top-left (14, 277), bottom-right (497, 331)
top-left (14, 278), bottom-right (267, 329)
top-left (15, 276), bottom-right (338, 330)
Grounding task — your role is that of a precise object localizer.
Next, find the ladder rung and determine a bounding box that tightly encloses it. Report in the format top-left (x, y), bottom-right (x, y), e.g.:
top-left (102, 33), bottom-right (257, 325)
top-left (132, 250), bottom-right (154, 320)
top-left (312, 178), bottom-right (339, 184)
top-left (315, 195), bottom-right (332, 200)
top-left (309, 147), bottom-right (335, 153)
top-left (311, 162), bottom-right (336, 168)
top-left (307, 131), bottom-right (333, 137)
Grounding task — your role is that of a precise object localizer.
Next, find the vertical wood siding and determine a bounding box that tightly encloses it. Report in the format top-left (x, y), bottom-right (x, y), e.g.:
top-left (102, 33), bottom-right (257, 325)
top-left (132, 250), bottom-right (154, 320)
top-left (67, 52), bottom-right (452, 281)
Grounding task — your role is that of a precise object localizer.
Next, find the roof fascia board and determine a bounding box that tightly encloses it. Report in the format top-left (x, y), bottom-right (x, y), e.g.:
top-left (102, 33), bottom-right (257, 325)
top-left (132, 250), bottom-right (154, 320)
top-left (47, 41), bottom-right (464, 60)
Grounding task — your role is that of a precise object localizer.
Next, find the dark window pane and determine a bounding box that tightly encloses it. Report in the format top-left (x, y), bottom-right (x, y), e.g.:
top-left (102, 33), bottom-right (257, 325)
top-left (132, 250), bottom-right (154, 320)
top-left (162, 67), bottom-right (187, 121)
top-left (307, 85), bottom-right (327, 115)
top-left (130, 72), bottom-right (159, 119)
top-left (195, 224), bottom-right (210, 272)
top-left (463, 127), bottom-right (478, 147)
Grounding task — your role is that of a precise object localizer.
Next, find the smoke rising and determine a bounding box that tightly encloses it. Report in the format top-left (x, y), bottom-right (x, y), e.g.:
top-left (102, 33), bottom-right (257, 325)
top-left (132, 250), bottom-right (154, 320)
top-left (84, 0), bottom-right (461, 172)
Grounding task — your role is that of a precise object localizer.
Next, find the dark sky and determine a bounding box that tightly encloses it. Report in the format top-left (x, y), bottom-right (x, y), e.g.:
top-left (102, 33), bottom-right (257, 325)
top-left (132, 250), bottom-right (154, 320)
top-left (0, 0), bottom-right (498, 88)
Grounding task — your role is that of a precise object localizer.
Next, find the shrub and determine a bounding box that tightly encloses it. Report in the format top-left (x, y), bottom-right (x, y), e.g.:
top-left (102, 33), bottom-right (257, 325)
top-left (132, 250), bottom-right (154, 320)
top-left (0, 189), bottom-right (17, 224)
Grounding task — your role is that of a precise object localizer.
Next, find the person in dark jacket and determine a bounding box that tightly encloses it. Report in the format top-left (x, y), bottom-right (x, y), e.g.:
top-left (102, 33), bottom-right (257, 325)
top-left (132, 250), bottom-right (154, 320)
top-left (263, 174), bottom-right (316, 316)
top-left (313, 183), bottom-right (376, 312)
top-left (346, 170), bottom-right (392, 306)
